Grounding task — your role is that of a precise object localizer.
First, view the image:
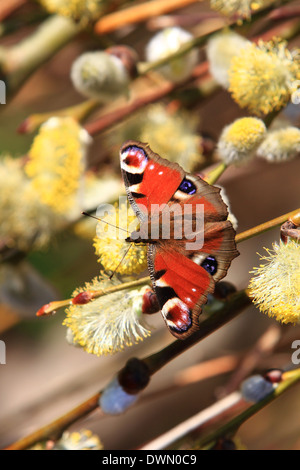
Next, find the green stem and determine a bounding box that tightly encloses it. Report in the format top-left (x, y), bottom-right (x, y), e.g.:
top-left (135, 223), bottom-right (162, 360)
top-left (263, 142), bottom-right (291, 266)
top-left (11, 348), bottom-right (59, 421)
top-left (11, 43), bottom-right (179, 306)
top-left (204, 162), bottom-right (227, 185)
top-left (18, 98), bottom-right (99, 133)
top-left (235, 208), bottom-right (300, 243)
top-left (143, 290), bottom-right (251, 374)
top-left (0, 15), bottom-right (80, 97)
top-left (37, 275), bottom-right (151, 316)
top-left (4, 392), bottom-right (102, 450)
top-left (197, 368), bottom-right (300, 448)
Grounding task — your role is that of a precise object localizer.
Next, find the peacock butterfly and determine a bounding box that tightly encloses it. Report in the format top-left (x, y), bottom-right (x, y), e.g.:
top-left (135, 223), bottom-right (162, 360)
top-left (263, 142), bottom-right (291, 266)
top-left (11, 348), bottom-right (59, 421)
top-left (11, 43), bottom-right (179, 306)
top-left (120, 140), bottom-right (239, 340)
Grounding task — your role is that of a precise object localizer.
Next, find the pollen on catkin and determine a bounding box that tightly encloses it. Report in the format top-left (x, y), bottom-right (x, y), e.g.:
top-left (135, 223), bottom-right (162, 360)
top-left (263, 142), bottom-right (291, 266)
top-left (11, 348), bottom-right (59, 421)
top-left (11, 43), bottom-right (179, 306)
top-left (145, 27), bottom-right (198, 82)
top-left (25, 117), bottom-right (92, 215)
top-left (106, 103), bottom-right (204, 172)
top-left (228, 39), bottom-right (300, 116)
top-left (93, 202), bottom-right (148, 276)
top-left (140, 105), bottom-right (203, 172)
top-left (53, 430), bottom-right (103, 450)
top-left (217, 117), bottom-right (266, 165)
top-left (0, 156), bottom-right (65, 251)
top-left (257, 126), bottom-right (300, 162)
top-left (64, 275), bottom-right (152, 356)
top-left (38, 0), bottom-right (104, 25)
top-left (206, 30), bottom-right (250, 88)
top-left (248, 240), bottom-right (300, 323)
top-left (210, 0), bottom-right (275, 19)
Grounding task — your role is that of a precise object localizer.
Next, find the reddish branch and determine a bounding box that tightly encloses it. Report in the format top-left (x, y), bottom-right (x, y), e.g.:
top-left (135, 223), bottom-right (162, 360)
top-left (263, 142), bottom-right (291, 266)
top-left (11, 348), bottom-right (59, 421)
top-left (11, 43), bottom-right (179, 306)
top-left (84, 62), bottom-right (209, 137)
top-left (94, 0), bottom-right (204, 35)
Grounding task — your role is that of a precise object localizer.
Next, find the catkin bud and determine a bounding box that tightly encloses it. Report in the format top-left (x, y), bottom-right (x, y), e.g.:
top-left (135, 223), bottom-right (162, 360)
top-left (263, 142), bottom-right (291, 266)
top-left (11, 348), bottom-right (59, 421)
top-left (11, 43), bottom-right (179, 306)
top-left (146, 27), bottom-right (198, 82)
top-left (71, 51), bottom-right (131, 101)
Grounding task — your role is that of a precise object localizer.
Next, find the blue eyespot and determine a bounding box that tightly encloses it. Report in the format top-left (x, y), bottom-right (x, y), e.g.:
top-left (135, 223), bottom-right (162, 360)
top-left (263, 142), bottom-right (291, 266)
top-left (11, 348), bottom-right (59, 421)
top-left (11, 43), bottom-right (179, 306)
top-left (178, 178), bottom-right (196, 195)
top-left (201, 255), bottom-right (218, 275)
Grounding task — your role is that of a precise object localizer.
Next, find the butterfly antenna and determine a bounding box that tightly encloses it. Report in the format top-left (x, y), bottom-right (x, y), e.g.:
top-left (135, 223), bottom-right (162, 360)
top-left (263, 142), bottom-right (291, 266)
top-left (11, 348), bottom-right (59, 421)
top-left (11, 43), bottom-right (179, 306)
top-left (81, 211), bottom-right (129, 235)
top-left (108, 243), bottom-right (134, 280)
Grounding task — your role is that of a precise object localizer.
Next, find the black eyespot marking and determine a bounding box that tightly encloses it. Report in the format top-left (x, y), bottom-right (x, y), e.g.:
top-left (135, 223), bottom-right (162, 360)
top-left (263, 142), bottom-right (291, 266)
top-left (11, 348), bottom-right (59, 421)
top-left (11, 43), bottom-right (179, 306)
top-left (155, 286), bottom-right (177, 307)
top-left (178, 178), bottom-right (197, 195)
top-left (201, 255), bottom-right (218, 275)
top-left (131, 191), bottom-right (146, 199)
top-left (123, 145), bottom-right (147, 159)
top-left (124, 171), bottom-right (143, 186)
top-left (153, 269), bottom-right (167, 280)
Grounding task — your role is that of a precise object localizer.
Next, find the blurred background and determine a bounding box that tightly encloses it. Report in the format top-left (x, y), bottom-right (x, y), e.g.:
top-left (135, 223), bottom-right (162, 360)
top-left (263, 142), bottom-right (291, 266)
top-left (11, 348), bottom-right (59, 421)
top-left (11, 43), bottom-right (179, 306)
top-left (0, 0), bottom-right (300, 450)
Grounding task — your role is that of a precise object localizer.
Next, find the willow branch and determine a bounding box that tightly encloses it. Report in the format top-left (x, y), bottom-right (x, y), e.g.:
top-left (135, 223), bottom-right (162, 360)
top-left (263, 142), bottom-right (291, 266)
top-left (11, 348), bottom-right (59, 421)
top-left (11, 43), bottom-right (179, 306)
top-left (18, 99), bottom-right (99, 134)
top-left (4, 392), bottom-right (102, 451)
top-left (85, 12), bottom-right (298, 140)
top-left (197, 368), bottom-right (300, 448)
top-left (141, 391), bottom-right (244, 450)
top-left (235, 208), bottom-right (300, 243)
top-left (143, 290), bottom-right (251, 374)
top-left (220, 325), bottom-right (281, 396)
top-left (0, 0), bottom-right (27, 21)
top-left (0, 15), bottom-right (80, 97)
top-left (94, 0), bottom-right (204, 35)
top-left (269, 4), bottom-right (300, 20)
top-left (84, 62), bottom-right (210, 137)
top-left (8, 288), bottom-right (251, 450)
top-left (36, 275), bottom-right (151, 316)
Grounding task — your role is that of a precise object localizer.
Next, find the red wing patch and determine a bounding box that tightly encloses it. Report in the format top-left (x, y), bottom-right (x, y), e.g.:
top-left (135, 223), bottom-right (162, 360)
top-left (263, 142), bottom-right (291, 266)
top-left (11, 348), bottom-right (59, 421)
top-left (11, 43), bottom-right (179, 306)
top-left (120, 140), bottom-right (239, 340)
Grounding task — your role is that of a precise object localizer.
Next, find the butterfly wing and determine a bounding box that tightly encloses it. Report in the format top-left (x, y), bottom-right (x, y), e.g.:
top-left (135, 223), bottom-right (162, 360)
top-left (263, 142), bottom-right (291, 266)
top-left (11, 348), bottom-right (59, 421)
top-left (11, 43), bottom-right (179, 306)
top-left (120, 140), bottom-right (239, 339)
top-left (148, 218), bottom-right (237, 339)
top-left (120, 140), bottom-right (185, 220)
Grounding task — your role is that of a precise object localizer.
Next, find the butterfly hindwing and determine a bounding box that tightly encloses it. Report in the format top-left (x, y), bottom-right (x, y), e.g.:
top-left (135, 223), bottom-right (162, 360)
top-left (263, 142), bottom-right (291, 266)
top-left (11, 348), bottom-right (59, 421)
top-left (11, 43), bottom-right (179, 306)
top-left (148, 244), bottom-right (215, 338)
top-left (120, 140), bottom-right (239, 339)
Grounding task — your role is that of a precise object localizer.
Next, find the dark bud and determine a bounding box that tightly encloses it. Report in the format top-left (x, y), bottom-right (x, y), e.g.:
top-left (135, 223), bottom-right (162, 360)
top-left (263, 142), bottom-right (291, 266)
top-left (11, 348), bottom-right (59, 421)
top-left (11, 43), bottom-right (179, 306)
top-left (106, 45), bottom-right (139, 80)
top-left (212, 438), bottom-right (237, 450)
top-left (72, 290), bottom-right (93, 305)
top-left (280, 220), bottom-right (300, 244)
top-left (142, 288), bottom-right (160, 314)
top-left (264, 368), bottom-right (283, 384)
top-left (118, 358), bottom-right (150, 395)
top-left (201, 132), bottom-right (216, 158)
top-left (214, 281), bottom-right (237, 300)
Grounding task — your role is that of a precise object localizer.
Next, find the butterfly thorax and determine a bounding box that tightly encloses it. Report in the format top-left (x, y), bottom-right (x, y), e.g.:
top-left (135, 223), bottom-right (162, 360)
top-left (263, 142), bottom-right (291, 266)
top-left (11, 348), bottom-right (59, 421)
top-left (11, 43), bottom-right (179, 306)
top-left (125, 232), bottom-right (157, 244)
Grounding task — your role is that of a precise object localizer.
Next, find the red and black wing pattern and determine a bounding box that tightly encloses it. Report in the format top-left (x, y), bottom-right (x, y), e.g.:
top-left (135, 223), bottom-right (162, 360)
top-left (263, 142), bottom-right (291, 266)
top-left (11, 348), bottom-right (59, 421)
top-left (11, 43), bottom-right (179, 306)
top-left (120, 140), bottom-right (239, 339)
top-left (120, 140), bottom-right (184, 220)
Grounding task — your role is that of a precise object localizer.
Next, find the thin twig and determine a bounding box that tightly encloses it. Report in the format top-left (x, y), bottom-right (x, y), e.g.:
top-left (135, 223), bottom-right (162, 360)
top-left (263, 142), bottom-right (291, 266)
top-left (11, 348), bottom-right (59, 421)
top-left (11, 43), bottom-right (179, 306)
top-left (84, 62), bottom-right (210, 137)
top-left (143, 290), bottom-right (251, 375)
top-left (235, 208), bottom-right (300, 244)
top-left (18, 99), bottom-right (99, 134)
top-left (36, 276), bottom-right (151, 316)
top-left (269, 4), bottom-right (300, 20)
top-left (0, 0), bottom-right (27, 21)
top-left (219, 325), bottom-right (282, 396)
top-left (140, 392), bottom-right (244, 450)
top-left (4, 393), bottom-right (102, 450)
top-left (94, 0), bottom-right (204, 35)
top-left (8, 289), bottom-right (251, 450)
top-left (174, 355), bottom-right (240, 386)
top-left (147, 13), bottom-right (221, 30)
top-left (196, 368), bottom-right (300, 448)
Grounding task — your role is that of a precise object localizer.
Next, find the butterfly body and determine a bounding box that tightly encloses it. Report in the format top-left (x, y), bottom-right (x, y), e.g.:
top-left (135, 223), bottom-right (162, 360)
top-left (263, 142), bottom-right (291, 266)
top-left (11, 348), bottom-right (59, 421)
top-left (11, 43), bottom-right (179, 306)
top-left (120, 141), bottom-right (239, 339)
